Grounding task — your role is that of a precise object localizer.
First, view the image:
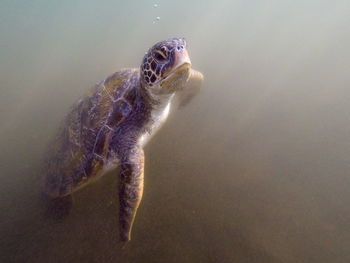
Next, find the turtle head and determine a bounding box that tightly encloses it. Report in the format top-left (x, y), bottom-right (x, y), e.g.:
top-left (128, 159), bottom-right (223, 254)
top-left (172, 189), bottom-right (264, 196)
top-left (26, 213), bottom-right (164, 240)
top-left (140, 38), bottom-right (191, 95)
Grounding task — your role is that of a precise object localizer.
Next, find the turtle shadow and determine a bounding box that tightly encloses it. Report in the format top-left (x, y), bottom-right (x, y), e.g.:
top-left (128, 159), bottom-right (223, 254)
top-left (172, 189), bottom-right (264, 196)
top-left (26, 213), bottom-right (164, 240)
top-left (41, 193), bottom-right (73, 220)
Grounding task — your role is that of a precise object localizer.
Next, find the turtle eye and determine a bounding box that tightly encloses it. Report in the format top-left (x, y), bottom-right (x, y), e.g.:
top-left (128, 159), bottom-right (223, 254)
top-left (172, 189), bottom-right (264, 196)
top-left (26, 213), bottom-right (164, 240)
top-left (154, 49), bottom-right (167, 61)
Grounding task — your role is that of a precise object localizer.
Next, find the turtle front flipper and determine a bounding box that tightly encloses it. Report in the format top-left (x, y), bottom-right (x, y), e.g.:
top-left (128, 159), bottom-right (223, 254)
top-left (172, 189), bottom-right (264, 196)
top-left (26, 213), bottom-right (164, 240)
top-left (119, 148), bottom-right (144, 242)
top-left (176, 69), bottom-right (204, 108)
top-left (44, 194), bottom-right (73, 220)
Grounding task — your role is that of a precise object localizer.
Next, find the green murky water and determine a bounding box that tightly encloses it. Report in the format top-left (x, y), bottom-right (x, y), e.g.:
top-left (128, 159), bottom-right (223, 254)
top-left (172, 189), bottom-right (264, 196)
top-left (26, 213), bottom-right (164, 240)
top-left (1, 0), bottom-right (350, 262)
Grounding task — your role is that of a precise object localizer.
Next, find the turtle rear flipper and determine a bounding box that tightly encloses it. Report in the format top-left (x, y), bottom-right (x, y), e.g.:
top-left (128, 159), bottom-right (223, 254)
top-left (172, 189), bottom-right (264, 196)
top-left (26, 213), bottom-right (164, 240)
top-left (43, 194), bottom-right (73, 220)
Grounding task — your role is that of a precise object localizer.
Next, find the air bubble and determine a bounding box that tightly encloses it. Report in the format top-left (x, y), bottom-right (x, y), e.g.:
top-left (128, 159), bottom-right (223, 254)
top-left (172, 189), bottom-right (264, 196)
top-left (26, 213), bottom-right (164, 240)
top-left (152, 16), bottom-right (160, 24)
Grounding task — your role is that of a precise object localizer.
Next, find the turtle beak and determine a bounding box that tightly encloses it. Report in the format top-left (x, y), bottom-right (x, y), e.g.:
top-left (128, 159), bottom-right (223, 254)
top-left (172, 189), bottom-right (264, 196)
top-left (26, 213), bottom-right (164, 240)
top-left (160, 47), bottom-right (192, 93)
top-left (163, 47), bottom-right (191, 79)
top-left (173, 47), bottom-right (191, 72)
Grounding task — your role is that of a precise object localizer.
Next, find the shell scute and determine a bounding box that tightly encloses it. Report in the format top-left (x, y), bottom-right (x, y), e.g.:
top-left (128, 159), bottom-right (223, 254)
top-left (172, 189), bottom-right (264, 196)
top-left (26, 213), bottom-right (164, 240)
top-left (44, 69), bottom-right (140, 197)
top-left (107, 99), bottom-right (132, 127)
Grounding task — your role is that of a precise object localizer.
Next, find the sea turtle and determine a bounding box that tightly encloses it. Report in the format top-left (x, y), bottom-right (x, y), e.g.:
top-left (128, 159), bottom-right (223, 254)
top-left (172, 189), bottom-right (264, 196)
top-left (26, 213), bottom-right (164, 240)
top-left (43, 37), bottom-right (203, 242)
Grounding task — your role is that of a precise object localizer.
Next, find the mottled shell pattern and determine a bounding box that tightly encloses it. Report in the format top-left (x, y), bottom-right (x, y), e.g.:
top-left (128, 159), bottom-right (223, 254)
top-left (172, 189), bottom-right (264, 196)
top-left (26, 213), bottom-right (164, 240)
top-left (44, 69), bottom-right (143, 197)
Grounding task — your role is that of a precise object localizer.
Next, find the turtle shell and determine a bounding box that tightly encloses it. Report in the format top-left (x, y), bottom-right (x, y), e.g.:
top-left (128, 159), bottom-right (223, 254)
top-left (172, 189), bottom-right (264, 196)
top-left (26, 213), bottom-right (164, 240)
top-left (44, 68), bottom-right (140, 197)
